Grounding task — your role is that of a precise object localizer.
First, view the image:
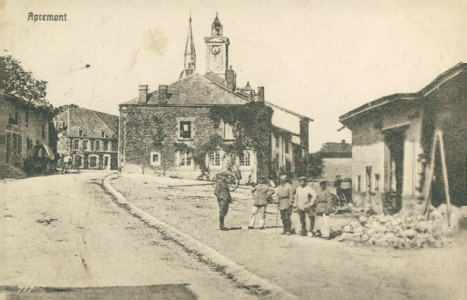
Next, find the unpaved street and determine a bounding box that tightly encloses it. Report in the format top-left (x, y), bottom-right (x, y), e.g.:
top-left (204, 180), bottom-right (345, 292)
top-left (1, 171), bottom-right (255, 299)
top-left (112, 174), bottom-right (467, 300)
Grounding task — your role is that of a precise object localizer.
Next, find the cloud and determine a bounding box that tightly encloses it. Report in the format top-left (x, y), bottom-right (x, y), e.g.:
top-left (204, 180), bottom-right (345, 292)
top-left (143, 28), bottom-right (168, 55)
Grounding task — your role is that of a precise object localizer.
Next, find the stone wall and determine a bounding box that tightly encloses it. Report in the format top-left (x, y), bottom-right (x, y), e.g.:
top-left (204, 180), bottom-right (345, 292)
top-left (120, 105), bottom-right (257, 180)
top-left (0, 97), bottom-right (51, 178)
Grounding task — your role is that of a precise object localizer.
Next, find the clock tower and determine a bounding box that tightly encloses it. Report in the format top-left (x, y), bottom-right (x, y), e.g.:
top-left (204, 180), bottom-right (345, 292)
top-left (204, 13), bottom-right (229, 79)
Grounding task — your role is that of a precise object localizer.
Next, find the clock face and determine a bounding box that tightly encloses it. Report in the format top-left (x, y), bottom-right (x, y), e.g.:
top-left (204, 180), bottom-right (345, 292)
top-left (211, 46), bottom-right (221, 55)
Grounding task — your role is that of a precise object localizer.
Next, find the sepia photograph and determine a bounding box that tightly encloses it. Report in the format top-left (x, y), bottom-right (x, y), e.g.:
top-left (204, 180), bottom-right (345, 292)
top-left (1, 0), bottom-right (466, 299)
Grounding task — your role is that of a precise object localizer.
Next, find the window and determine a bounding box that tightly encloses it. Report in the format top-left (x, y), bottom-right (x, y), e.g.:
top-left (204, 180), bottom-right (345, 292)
top-left (239, 151), bottom-right (251, 166)
top-left (9, 110), bottom-right (19, 125)
top-left (83, 140), bottom-right (89, 150)
top-left (89, 155), bottom-right (99, 168)
top-left (6, 133), bottom-right (10, 163)
top-left (375, 174), bottom-right (380, 191)
top-left (95, 140), bottom-right (100, 151)
top-left (209, 152), bottom-right (221, 167)
top-left (179, 121), bottom-right (192, 139)
top-left (366, 166), bottom-right (372, 192)
top-left (223, 121), bottom-right (235, 140)
top-left (104, 141), bottom-right (109, 151)
top-left (41, 124), bottom-right (46, 139)
top-left (72, 139), bottom-right (79, 150)
top-left (18, 135), bottom-right (22, 154)
top-left (275, 135), bottom-right (279, 148)
top-left (150, 151), bottom-right (161, 166)
top-left (101, 131), bottom-right (106, 138)
top-left (357, 175), bottom-right (361, 192)
top-left (79, 129), bottom-right (83, 137)
top-left (285, 138), bottom-right (289, 154)
top-left (179, 151), bottom-right (192, 167)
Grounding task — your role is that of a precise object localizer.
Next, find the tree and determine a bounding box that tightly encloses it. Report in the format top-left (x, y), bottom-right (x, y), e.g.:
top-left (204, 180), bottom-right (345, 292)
top-left (1, 55), bottom-right (52, 110)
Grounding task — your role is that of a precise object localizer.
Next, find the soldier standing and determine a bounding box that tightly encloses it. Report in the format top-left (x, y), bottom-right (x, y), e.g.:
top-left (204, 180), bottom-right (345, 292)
top-left (293, 177), bottom-right (317, 236)
top-left (214, 174), bottom-right (232, 231)
top-left (249, 176), bottom-right (275, 229)
top-left (276, 175), bottom-right (295, 235)
top-left (313, 180), bottom-right (334, 239)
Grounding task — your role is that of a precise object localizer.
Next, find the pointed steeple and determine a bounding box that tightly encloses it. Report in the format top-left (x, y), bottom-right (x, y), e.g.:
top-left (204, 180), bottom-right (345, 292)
top-left (180, 13), bottom-right (196, 79)
top-left (211, 12), bottom-right (223, 37)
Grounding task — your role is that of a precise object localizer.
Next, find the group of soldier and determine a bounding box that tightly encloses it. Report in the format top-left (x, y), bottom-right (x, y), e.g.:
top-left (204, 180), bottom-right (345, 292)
top-left (214, 174), bottom-right (334, 239)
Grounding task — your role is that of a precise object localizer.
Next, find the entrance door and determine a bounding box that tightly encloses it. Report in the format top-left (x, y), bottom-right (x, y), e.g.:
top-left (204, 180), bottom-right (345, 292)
top-left (384, 128), bottom-right (406, 213)
top-left (103, 155), bottom-right (110, 170)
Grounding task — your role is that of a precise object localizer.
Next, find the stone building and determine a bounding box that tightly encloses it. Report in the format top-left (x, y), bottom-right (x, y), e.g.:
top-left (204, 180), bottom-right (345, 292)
top-left (0, 91), bottom-right (52, 178)
top-left (339, 63), bottom-right (466, 214)
top-left (54, 107), bottom-right (119, 170)
top-left (119, 14), bottom-right (312, 182)
top-left (316, 140), bottom-right (352, 180)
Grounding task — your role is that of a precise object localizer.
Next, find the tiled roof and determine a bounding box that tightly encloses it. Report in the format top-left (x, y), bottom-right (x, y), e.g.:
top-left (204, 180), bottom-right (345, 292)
top-left (121, 73), bottom-right (249, 106)
top-left (55, 107), bottom-right (118, 139)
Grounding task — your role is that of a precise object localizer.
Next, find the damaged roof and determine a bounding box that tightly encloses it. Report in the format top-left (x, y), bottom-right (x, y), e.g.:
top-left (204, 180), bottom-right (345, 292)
top-left (340, 62), bottom-right (466, 124)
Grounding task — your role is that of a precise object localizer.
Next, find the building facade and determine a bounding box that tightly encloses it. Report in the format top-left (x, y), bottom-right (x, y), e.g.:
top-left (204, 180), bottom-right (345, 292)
top-left (54, 107), bottom-right (119, 170)
top-left (340, 63), bottom-right (466, 214)
top-left (119, 15), bottom-right (311, 183)
top-left (0, 92), bottom-right (52, 178)
top-left (318, 140), bottom-right (352, 180)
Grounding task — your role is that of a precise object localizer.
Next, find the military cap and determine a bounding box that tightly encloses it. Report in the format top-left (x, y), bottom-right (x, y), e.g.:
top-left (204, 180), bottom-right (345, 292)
top-left (319, 180), bottom-right (327, 186)
top-left (298, 176), bottom-right (307, 182)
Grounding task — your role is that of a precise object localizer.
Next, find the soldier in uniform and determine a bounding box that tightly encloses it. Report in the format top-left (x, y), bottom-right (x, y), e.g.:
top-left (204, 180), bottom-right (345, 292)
top-left (214, 174), bottom-right (232, 231)
top-left (249, 176), bottom-right (275, 229)
top-left (276, 175), bottom-right (295, 235)
top-left (313, 180), bottom-right (334, 239)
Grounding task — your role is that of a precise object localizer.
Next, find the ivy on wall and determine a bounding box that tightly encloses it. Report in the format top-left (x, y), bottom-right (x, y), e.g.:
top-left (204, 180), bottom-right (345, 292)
top-left (209, 101), bottom-right (274, 157)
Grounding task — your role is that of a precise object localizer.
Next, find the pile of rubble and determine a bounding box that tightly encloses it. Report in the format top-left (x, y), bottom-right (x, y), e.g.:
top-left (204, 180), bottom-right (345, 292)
top-left (336, 204), bottom-right (461, 249)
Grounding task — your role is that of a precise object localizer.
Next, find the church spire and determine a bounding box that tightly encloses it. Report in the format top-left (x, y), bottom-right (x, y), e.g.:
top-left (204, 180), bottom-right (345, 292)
top-left (181, 13), bottom-right (196, 78)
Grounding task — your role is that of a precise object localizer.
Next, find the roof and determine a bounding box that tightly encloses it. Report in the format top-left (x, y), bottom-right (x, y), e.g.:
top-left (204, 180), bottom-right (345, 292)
top-left (121, 73), bottom-right (249, 106)
top-left (265, 101), bottom-right (314, 121)
top-left (55, 107), bottom-right (119, 139)
top-left (1, 92), bottom-right (53, 115)
top-left (320, 142), bottom-right (352, 154)
top-left (340, 62), bottom-right (466, 124)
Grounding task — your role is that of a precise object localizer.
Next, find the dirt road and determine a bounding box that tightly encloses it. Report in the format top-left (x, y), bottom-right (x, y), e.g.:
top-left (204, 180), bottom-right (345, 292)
top-left (112, 174), bottom-right (467, 300)
top-left (1, 171), bottom-right (255, 299)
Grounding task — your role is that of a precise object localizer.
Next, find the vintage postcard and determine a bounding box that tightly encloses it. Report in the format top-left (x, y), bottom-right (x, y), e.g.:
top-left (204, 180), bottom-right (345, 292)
top-left (1, 0), bottom-right (465, 299)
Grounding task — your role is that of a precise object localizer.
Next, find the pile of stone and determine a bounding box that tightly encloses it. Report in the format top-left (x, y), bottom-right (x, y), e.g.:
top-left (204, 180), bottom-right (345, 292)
top-left (336, 204), bottom-right (461, 249)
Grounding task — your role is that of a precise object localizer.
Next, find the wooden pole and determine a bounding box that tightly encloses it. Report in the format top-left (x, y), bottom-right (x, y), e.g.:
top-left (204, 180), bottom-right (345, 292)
top-left (424, 131), bottom-right (438, 217)
top-left (437, 130), bottom-right (452, 227)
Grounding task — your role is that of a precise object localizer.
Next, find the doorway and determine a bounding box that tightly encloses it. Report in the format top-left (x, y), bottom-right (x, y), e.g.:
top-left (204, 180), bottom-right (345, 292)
top-left (103, 154), bottom-right (111, 171)
top-left (384, 128), bottom-right (406, 213)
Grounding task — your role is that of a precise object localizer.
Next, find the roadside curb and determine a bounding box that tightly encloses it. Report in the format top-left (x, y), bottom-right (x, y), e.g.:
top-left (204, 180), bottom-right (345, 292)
top-left (102, 173), bottom-right (297, 299)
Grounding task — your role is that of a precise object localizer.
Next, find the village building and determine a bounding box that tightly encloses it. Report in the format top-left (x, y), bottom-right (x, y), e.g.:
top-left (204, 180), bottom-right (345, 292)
top-left (312, 140), bottom-right (352, 180)
top-left (0, 91), bottom-right (53, 178)
top-left (54, 107), bottom-right (119, 170)
top-left (119, 14), bottom-right (312, 183)
top-left (339, 63), bottom-right (466, 214)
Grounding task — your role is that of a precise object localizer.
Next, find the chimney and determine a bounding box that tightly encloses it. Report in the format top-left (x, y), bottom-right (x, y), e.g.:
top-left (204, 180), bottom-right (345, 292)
top-left (249, 90), bottom-right (255, 101)
top-left (300, 117), bottom-right (310, 157)
top-left (226, 66), bottom-right (236, 91)
top-left (138, 85), bottom-right (148, 104)
top-left (158, 85), bottom-right (168, 104)
top-left (257, 86), bottom-right (265, 102)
